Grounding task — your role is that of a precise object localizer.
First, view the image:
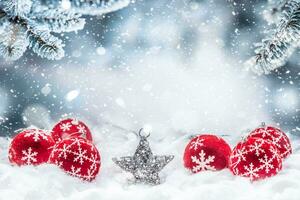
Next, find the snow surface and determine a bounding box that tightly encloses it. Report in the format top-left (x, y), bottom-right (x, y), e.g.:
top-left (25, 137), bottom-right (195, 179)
top-left (0, 131), bottom-right (299, 200)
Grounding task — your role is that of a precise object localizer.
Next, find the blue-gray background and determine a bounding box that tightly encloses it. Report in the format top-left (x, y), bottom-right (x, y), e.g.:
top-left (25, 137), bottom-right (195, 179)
top-left (0, 0), bottom-right (299, 137)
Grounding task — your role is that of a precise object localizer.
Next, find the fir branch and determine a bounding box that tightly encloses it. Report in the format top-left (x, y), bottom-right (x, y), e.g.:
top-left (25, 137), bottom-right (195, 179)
top-left (0, 9), bottom-right (7, 30)
top-left (0, 8), bottom-right (6, 19)
top-left (0, 22), bottom-right (29, 61)
top-left (2, 0), bottom-right (33, 18)
top-left (246, 0), bottom-right (300, 75)
top-left (32, 9), bottom-right (85, 33)
top-left (43, 0), bottom-right (130, 15)
top-left (264, 0), bottom-right (290, 24)
top-left (28, 29), bottom-right (65, 60)
top-left (70, 0), bottom-right (131, 15)
top-left (0, 0), bottom-right (130, 61)
top-left (0, 10), bottom-right (65, 60)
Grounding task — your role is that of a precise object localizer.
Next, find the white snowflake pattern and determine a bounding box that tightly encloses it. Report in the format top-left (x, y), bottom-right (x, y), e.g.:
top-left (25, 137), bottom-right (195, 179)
top-left (77, 125), bottom-right (87, 136)
top-left (252, 127), bottom-right (283, 149)
top-left (251, 127), bottom-right (292, 158)
top-left (259, 154), bottom-right (274, 174)
top-left (235, 146), bottom-right (248, 161)
top-left (85, 169), bottom-right (95, 181)
top-left (89, 153), bottom-right (99, 170)
top-left (242, 163), bottom-right (260, 181)
top-left (281, 144), bottom-right (292, 158)
top-left (257, 127), bottom-right (270, 137)
top-left (231, 137), bottom-right (282, 180)
top-left (269, 145), bottom-right (281, 160)
top-left (24, 129), bottom-right (48, 142)
top-left (58, 143), bottom-right (69, 159)
top-left (248, 139), bottom-right (265, 156)
top-left (73, 145), bottom-right (88, 165)
top-left (190, 137), bottom-right (204, 151)
top-left (50, 138), bottom-right (100, 179)
top-left (60, 122), bottom-right (72, 132)
top-left (67, 166), bottom-right (82, 177)
top-left (270, 135), bottom-right (282, 149)
top-left (54, 160), bottom-right (63, 167)
top-left (232, 167), bottom-right (239, 175)
top-left (230, 146), bottom-right (248, 168)
top-left (21, 147), bottom-right (38, 165)
top-left (191, 150), bottom-right (216, 172)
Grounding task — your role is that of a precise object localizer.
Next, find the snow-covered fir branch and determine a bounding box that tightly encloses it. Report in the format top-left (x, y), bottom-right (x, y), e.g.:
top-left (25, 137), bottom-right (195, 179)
top-left (246, 0), bottom-right (300, 75)
top-left (43, 0), bottom-right (131, 15)
top-left (0, 0), bottom-right (130, 61)
top-left (264, 0), bottom-right (290, 24)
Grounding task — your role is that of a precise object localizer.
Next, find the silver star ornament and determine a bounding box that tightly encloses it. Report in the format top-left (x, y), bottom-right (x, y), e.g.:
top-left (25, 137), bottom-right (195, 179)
top-left (112, 129), bottom-right (174, 185)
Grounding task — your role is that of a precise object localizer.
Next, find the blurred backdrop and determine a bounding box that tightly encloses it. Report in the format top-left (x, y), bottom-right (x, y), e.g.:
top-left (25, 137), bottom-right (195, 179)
top-left (0, 0), bottom-right (299, 138)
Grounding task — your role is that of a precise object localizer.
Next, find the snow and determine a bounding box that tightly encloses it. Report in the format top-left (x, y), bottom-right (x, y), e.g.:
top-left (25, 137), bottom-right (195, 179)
top-left (0, 133), bottom-right (299, 200)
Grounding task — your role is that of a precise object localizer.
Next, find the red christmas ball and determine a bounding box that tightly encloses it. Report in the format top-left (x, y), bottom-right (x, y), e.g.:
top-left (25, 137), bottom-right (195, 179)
top-left (247, 125), bottom-right (292, 159)
top-left (51, 118), bottom-right (93, 142)
top-left (9, 129), bottom-right (55, 166)
top-left (49, 138), bottom-right (101, 181)
top-left (229, 137), bottom-right (282, 181)
top-left (183, 134), bottom-right (232, 173)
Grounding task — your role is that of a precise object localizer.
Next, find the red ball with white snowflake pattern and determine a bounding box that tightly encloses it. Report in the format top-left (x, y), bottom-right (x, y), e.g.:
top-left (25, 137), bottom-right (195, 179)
top-left (183, 134), bottom-right (232, 173)
top-left (9, 129), bottom-right (55, 166)
top-left (229, 137), bottom-right (282, 181)
top-left (247, 124), bottom-right (292, 159)
top-left (51, 118), bottom-right (93, 142)
top-left (49, 138), bottom-right (101, 181)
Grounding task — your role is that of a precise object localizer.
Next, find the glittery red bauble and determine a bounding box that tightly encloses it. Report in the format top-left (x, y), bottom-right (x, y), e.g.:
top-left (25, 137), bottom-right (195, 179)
top-left (229, 137), bottom-right (282, 181)
top-left (8, 129), bottom-right (55, 166)
top-left (183, 134), bottom-right (232, 173)
top-left (49, 138), bottom-right (101, 181)
top-left (51, 118), bottom-right (93, 142)
top-left (247, 125), bottom-right (292, 159)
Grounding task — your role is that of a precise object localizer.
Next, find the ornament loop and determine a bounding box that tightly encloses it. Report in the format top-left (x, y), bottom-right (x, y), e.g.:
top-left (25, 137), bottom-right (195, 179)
top-left (138, 128), bottom-right (150, 138)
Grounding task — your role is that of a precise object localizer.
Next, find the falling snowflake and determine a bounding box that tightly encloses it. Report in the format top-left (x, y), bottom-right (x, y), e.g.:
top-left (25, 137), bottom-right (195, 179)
top-left (24, 129), bottom-right (48, 142)
top-left (189, 137), bottom-right (204, 151)
top-left (191, 150), bottom-right (216, 172)
top-left (21, 147), bottom-right (38, 165)
top-left (60, 122), bottom-right (72, 131)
